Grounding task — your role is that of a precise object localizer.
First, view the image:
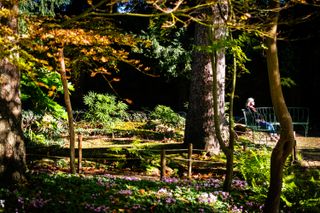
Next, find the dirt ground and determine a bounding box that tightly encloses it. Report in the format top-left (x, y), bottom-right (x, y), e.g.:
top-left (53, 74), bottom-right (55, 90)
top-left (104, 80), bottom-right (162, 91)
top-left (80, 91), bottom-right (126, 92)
top-left (63, 128), bottom-right (320, 170)
top-left (256, 135), bottom-right (320, 168)
top-left (295, 136), bottom-right (320, 168)
top-left (239, 128), bottom-right (320, 168)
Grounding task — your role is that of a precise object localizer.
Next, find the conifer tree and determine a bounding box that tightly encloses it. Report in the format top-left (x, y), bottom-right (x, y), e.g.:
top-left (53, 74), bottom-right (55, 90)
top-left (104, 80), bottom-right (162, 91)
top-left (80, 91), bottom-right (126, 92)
top-left (0, 0), bottom-right (27, 186)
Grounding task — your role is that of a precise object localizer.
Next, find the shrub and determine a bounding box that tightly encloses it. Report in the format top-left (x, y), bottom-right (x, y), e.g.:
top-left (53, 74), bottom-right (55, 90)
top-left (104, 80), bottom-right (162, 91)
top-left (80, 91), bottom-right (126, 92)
top-left (83, 92), bottom-right (128, 128)
top-left (150, 105), bottom-right (185, 129)
top-left (281, 166), bottom-right (320, 211)
top-left (21, 67), bottom-right (69, 119)
top-left (236, 148), bottom-right (271, 202)
top-left (125, 110), bottom-right (149, 122)
top-left (22, 110), bottom-right (67, 146)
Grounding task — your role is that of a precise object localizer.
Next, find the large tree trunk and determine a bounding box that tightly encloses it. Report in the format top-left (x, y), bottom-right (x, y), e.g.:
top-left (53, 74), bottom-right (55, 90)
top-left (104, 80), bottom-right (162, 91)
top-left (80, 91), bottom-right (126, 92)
top-left (184, 2), bottom-right (227, 155)
top-left (0, 0), bottom-right (27, 186)
top-left (264, 0), bottom-right (295, 212)
top-left (184, 17), bottom-right (216, 150)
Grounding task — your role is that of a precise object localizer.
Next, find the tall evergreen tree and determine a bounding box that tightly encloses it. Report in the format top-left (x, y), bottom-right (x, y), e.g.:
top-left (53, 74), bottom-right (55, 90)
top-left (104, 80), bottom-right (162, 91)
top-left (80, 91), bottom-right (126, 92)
top-left (0, 0), bottom-right (27, 186)
top-left (184, 0), bottom-right (228, 154)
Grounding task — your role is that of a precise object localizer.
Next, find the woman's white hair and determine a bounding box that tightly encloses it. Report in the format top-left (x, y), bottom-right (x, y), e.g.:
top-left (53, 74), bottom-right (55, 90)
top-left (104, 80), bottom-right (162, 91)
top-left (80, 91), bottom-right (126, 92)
top-left (246, 97), bottom-right (255, 106)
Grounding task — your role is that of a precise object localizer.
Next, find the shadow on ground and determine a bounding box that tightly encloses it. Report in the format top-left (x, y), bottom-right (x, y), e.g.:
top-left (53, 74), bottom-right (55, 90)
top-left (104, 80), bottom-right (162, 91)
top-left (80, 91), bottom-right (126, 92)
top-left (296, 136), bottom-right (320, 167)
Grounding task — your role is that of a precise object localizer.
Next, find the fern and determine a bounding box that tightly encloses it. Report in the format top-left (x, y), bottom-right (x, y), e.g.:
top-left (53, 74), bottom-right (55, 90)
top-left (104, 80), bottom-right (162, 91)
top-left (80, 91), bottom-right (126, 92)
top-left (236, 148), bottom-right (271, 199)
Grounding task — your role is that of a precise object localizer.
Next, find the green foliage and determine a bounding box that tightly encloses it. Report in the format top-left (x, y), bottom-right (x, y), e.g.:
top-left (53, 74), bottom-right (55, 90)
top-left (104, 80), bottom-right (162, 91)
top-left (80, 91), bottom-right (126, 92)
top-left (281, 167), bottom-right (320, 211)
top-left (135, 26), bottom-right (192, 78)
top-left (19, 0), bottom-right (71, 16)
top-left (127, 111), bottom-right (149, 122)
top-left (236, 146), bottom-right (320, 211)
top-left (236, 148), bottom-right (271, 201)
top-left (0, 172), bottom-right (249, 212)
top-left (150, 105), bottom-right (185, 129)
top-left (22, 110), bottom-right (67, 147)
top-left (229, 33), bottom-right (252, 75)
top-left (21, 67), bottom-right (68, 119)
top-left (280, 77), bottom-right (296, 88)
top-left (125, 141), bottom-right (161, 171)
top-left (83, 92), bottom-right (128, 128)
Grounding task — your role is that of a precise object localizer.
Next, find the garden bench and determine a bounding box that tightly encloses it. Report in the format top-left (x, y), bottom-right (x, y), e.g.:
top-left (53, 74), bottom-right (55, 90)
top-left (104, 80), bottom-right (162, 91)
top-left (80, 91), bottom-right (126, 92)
top-left (242, 107), bottom-right (309, 137)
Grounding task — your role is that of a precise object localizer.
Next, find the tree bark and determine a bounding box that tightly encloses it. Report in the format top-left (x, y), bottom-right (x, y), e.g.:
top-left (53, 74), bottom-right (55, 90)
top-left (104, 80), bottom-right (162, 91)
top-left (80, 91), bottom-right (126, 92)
top-left (58, 48), bottom-right (76, 174)
top-left (223, 48), bottom-right (237, 192)
top-left (0, 0), bottom-right (27, 186)
top-left (184, 2), bottom-right (228, 155)
top-left (184, 17), bottom-right (216, 150)
top-left (210, 0), bottom-right (228, 155)
top-left (264, 0), bottom-right (296, 212)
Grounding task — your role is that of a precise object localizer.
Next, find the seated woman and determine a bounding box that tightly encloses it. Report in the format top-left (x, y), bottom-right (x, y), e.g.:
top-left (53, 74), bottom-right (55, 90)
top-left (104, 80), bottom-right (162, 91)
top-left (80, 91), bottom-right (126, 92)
top-left (246, 97), bottom-right (279, 141)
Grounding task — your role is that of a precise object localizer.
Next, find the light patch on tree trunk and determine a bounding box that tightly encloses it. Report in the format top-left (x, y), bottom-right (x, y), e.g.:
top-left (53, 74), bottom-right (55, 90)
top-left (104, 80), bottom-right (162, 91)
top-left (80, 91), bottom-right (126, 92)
top-left (0, 0), bottom-right (26, 186)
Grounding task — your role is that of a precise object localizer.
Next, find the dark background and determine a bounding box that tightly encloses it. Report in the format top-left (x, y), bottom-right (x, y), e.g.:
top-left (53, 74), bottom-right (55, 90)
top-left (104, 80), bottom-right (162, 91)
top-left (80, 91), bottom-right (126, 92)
top-left (71, 34), bottom-right (320, 136)
top-left (67, 1), bottom-right (320, 136)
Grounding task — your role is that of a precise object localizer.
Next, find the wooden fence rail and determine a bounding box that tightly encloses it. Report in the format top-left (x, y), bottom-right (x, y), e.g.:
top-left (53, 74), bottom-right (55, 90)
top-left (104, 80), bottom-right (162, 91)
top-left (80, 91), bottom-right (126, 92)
top-left (159, 143), bottom-right (223, 180)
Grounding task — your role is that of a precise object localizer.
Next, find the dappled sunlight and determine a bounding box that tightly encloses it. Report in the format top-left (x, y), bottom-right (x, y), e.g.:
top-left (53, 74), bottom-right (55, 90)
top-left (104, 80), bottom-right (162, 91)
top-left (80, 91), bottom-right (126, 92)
top-left (0, 164), bottom-right (264, 213)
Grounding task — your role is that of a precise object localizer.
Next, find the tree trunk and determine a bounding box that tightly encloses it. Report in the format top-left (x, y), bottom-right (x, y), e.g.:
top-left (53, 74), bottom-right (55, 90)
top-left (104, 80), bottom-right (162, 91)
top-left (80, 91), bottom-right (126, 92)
top-left (184, 2), bottom-right (228, 155)
top-left (184, 15), bottom-right (216, 150)
top-left (58, 48), bottom-right (76, 174)
top-left (210, 0), bottom-right (228, 154)
top-left (223, 49), bottom-right (237, 192)
top-left (0, 0), bottom-right (27, 186)
top-left (264, 0), bottom-right (295, 211)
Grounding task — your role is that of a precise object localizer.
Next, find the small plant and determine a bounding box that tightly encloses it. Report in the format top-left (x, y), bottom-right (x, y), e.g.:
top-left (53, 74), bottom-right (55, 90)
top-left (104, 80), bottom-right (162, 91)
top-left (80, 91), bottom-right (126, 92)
top-left (236, 148), bottom-right (271, 202)
top-left (22, 110), bottom-right (67, 146)
top-left (127, 111), bottom-right (149, 122)
top-left (150, 105), bottom-right (185, 129)
top-left (281, 166), bottom-right (320, 211)
top-left (83, 92), bottom-right (128, 128)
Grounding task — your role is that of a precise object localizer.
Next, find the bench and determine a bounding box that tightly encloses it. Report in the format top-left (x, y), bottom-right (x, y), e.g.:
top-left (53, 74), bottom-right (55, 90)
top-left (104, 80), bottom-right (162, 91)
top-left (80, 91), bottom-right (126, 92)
top-left (242, 107), bottom-right (309, 137)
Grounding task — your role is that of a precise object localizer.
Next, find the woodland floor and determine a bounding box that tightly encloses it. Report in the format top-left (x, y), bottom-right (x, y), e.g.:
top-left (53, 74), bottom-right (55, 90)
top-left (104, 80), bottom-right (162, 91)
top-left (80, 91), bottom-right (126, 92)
top-left (289, 136), bottom-right (320, 167)
top-left (27, 127), bottom-right (320, 182)
top-left (249, 133), bottom-right (320, 168)
top-left (74, 133), bottom-right (320, 168)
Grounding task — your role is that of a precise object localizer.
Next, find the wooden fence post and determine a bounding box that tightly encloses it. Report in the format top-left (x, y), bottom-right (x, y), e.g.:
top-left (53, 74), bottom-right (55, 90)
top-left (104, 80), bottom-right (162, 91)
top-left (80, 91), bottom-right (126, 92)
top-left (243, 143), bottom-right (247, 151)
top-left (251, 130), bottom-right (255, 143)
top-left (78, 134), bottom-right (83, 173)
top-left (160, 149), bottom-right (166, 180)
top-left (292, 131), bottom-right (297, 164)
top-left (187, 143), bottom-right (193, 179)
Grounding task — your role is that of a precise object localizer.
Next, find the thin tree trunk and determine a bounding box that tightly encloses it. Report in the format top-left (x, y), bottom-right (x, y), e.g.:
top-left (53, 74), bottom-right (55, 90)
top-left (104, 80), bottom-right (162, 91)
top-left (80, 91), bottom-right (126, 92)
top-left (223, 49), bottom-right (237, 192)
top-left (264, 0), bottom-right (295, 211)
top-left (210, 0), bottom-right (228, 154)
top-left (58, 48), bottom-right (76, 174)
top-left (0, 0), bottom-right (27, 186)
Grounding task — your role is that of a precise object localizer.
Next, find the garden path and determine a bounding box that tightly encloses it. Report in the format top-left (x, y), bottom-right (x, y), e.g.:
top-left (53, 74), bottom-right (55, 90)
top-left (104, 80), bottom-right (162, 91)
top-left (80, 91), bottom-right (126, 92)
top-left (257, 134), bottom-right (320, 168)
top-left (295, 136), bottom-right (320, 168)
